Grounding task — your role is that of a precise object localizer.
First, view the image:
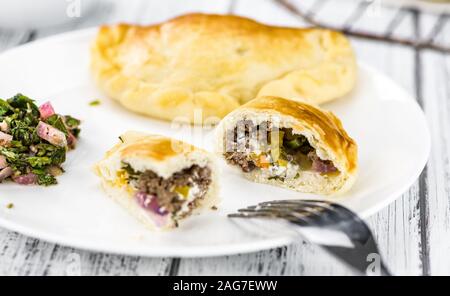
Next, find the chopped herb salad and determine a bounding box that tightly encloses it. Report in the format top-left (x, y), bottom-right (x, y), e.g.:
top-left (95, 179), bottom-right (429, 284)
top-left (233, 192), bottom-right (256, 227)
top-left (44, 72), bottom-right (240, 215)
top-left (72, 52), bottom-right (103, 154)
top-left (0, 94), bottom-right (81, 186)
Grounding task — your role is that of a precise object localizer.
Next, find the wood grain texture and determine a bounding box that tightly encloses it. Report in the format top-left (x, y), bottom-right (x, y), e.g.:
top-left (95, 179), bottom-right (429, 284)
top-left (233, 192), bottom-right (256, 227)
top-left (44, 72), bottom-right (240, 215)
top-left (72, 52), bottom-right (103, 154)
top-left (421, 14), bottom-right (450, 275)
top-left (351, 6), bottom-right (423, 276)
top-left (0, 228), bottom-right (173, 276)
top-left (0, 0), bottom-right (447, 275)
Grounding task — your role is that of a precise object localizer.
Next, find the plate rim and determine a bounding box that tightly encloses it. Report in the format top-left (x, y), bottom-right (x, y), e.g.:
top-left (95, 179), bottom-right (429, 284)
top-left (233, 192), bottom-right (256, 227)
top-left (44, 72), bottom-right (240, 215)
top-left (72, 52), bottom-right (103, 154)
top-left (0, 28), bottom-right (431, 258)
top-left (345, 65), bottom-right (431, 219)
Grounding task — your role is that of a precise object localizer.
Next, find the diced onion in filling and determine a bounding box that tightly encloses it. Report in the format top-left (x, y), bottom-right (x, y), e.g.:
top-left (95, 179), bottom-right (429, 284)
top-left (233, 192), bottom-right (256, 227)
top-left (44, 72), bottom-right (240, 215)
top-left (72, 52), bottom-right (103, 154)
top-left (135, 192), bottom-right (168, 216)
top-left (122, 164), bottom-right (211, 220)
top-left (224, 121), bottom-right (338, 179)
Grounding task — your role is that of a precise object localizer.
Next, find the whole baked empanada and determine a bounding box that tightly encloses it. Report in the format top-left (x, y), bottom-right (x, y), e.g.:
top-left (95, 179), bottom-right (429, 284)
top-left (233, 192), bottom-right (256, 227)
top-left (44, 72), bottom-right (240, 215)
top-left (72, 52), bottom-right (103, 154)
top-left (215, 96), bottom-right (358, 195)
top-left (91, 14), bottom-right (356, 123)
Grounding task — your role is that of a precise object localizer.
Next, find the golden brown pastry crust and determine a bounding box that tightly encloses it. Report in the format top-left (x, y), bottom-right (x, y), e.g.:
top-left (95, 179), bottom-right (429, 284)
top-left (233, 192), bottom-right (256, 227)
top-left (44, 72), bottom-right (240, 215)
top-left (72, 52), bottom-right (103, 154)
top-left (215, 96), bottom-right (358, 195)
top-left (116, 132), bottom-right (192, 162)
top-left (91, 14), bottom-right (356, 123)
top-left (98, 131), bottom-right (210, 173)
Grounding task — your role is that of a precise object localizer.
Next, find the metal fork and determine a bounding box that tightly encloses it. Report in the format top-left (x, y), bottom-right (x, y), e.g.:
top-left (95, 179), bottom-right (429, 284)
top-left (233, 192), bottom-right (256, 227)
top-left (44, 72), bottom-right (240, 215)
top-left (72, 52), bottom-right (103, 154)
top-left (229, 200), bottom-right (392, 276)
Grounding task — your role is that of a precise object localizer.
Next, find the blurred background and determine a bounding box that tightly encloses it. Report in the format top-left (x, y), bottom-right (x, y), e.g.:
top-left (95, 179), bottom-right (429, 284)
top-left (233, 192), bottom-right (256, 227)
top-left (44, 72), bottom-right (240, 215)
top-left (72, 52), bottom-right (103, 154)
top-left (0, 0), bottom-right (448, 48)
top-left (0, 0), bottom-right (447, 73)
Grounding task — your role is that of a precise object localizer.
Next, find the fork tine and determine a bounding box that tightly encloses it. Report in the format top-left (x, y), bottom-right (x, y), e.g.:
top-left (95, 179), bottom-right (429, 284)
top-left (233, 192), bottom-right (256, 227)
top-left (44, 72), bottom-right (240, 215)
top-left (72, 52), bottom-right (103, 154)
top-left (298, 201), bottom-right (365, 225)
top-left (229, 213), bottom-right (311, 225)
top-left (228, 213), bottom-right (271, 219)
top-left (260, 199), bottom-right (333, 207)
top-left (259, 203), bottom-right (329, 212)
top-left (259, 201), bottom-right (334, 217)
top-left (237, 208), bottom-right (279, 215)
top-left (282, 201), bottom-right (366, 227)
top-left (237, 207), bottom-right (294, 217)
top-left (257, 201), bottom-right (362, 230)
top-left (238, 203), bottom-right (312, 213)
top-left (246, 200), bottom-right (356, 224)
top-left (233, 200), bottom-right (362, 230)
top-left (256, 205), bottom-right (325, 220)
top-left (264, 202), bottom-right (373, 240)
top-left (232, 205), bottom-right (313, 224)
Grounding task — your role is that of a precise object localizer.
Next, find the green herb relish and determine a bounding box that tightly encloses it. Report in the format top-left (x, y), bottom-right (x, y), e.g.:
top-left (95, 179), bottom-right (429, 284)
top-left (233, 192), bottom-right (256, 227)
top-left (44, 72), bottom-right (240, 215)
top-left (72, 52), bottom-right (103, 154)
top-left (0, 94), bottom-right (81, 186)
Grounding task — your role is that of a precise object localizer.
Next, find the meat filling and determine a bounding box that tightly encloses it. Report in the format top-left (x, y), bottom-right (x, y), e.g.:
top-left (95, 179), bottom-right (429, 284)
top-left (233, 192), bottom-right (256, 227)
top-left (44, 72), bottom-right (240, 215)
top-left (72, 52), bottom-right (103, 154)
top-left (124, 164), bottom-right (212, 218)
top-left (224, 120), bottom-right (337, 179)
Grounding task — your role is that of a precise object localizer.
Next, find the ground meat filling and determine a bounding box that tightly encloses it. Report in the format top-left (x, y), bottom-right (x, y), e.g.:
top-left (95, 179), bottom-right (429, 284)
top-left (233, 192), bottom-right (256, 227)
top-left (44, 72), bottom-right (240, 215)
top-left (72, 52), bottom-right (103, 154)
top-left (225, 151), bottom-right (256, 173)
top-left (224, 120), bottom-right (338, 177)
top-left (127, 165), bottom-right (212, 217)
top-left (224, 120), bottom-right (260, 173)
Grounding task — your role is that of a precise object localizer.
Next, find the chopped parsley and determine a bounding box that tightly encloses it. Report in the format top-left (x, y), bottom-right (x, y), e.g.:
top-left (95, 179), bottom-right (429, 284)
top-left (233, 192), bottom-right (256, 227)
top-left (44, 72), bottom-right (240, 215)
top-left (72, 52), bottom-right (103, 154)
top-left (268, 175), bottom-right (285, 182)
top-left (122, 163), bottom-right (140, 182)
top-left (89, 100), bottom-right (101, 106)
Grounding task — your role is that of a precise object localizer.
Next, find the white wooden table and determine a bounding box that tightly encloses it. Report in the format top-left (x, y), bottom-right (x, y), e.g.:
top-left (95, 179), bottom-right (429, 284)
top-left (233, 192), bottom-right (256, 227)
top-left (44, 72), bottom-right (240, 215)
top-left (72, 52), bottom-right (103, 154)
top-left (0, 0), bottom-right (448, 276)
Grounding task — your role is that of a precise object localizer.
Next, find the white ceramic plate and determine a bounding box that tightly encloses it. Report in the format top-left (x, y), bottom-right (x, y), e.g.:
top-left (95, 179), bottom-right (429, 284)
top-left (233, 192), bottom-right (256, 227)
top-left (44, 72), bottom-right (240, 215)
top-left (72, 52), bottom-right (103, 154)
top-left (0, 29), bottom-right (430, 257)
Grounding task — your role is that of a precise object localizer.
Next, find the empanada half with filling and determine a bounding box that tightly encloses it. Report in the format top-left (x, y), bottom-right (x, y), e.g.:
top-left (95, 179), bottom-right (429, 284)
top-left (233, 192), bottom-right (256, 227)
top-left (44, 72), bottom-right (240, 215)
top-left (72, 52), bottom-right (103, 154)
top-left (91, 13), bottom-right (356, 123)
top-left (94, 131), bottom-right (219, 230)
top-left (215, 96), bottom-right (358, 195)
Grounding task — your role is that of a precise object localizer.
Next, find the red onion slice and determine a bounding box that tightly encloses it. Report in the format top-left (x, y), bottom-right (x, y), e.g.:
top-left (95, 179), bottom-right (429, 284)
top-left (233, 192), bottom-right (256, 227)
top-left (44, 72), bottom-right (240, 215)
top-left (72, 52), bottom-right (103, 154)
top-left (12, 173), bottom-right (38, 185)
top-left (39, 102), bottom-right (55, 120)
top-left (135, 192), bottom-right (171, 227)
top-left (36, 121), bottom-right (67, 147)
top-left (135, 192), bottom-right (168, 216)
top-left (67, 132), bottom-right (77, 148)
top-left (308, 152), bottom-right (337, 174)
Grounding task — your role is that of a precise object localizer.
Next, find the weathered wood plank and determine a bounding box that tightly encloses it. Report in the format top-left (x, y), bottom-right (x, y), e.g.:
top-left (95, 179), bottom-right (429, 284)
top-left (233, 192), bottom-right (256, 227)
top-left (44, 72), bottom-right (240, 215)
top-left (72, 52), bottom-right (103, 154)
top-left (421, 13), bottom-right (450, 275)
top-left (179, 244), bottom-right (355, 276)
top-left (351, 8), bottom-right (423, 276)
top-left (0, 228), bottom-right (173, 276)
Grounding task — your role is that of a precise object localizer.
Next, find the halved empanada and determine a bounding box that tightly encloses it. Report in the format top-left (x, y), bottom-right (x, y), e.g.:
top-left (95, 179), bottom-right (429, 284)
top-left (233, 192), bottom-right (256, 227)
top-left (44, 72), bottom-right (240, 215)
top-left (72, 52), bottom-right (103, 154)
top-left (94, 131), bottom-right (219, 230)
top-left (91, 14), bottom-right (356, 123)
top-left (216, 96), bottom-right (358, 195)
